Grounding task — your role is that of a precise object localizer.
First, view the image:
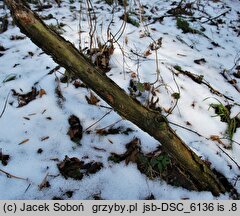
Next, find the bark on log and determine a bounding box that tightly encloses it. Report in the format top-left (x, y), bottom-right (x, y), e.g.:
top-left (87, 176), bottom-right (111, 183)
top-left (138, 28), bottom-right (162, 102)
top-left (6, 0), bottom-right (227, 195)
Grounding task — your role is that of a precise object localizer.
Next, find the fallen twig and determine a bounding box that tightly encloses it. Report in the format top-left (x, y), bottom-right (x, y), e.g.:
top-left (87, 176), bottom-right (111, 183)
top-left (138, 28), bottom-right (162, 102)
top-left (0, 91), bottom-right (10, 118)
top-left (0, 168), bottom-right (29, 181)
top-left (83, 109), bottom-right (113, 132)
top-left (170, 66), bottom-right (234, 101)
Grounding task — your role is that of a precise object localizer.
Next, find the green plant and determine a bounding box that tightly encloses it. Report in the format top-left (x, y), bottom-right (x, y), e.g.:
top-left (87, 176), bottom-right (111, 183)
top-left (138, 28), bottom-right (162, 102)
top-left (208, 101), bottom-right (237, 146)
top-left (176, 17), bottom-right (198, 34)
top-left (173, 65), bottom-right (182, 71)
top-left (120, 12), bottom-right (140, 27)
top-left (3, 74), bottom-right (17, 83)
top-left (150, 155), bottom-right (171, 172)
top-left (171, 92), bottom-right (180, 100)
top-left (209, 103), bottom-right (230, 122)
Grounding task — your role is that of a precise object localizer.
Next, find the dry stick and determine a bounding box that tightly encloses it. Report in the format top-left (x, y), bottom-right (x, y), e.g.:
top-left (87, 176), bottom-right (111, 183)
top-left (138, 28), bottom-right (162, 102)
top-left (170, 66), bottom-right (234, 101)
top-left (114, 0), bottom-right (128, 42)
top-left (0, 91), bottom-right (10, 118)
top-left (201, 10), bottom-right (231, 24)
top-left (220, 70), bottom-right (240, 94)
top-left (136, 0), bottom-right (162, 85)
top-left (216, 145), bottom-right (240, 170)
top-left (83, 109), bottom-right (112, 132)
top-left (78, 0), bottom-right (83, 51)
top-left (98, 119), bottom-right (123, 131)
top-left (169, 121), bottom-right (240, 170)
top-left (168, 121), bottom-right (204, 138)
top-left (0, 168), bottom-right (28, 181)
top-left (166, 70), bottom-right (181, 117)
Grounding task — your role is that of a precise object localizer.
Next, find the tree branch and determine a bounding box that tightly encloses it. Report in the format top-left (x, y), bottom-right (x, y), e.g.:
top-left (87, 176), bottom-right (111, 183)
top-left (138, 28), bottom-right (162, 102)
top-left (5, 0), bottom-right (228, 195)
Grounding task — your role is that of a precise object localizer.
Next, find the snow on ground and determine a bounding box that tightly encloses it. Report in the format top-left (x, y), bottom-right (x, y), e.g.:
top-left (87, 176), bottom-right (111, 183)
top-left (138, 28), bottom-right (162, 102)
top-left (0, 0), bottom-right (239, 199)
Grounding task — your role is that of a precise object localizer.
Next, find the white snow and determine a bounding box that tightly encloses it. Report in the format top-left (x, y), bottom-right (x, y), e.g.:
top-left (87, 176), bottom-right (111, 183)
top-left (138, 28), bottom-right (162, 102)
top-left (0, 0), bottom-right (240, 200)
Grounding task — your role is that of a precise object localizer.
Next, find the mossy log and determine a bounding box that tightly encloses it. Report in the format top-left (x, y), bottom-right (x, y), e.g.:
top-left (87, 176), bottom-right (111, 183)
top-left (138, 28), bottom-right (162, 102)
top-left (6, 0), bottom-right (227, 195)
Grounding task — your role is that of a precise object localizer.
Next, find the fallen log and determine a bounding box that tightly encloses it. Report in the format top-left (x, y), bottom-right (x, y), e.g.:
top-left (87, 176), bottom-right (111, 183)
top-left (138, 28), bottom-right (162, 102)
top-left (6, 0), bottom-right (227, 195)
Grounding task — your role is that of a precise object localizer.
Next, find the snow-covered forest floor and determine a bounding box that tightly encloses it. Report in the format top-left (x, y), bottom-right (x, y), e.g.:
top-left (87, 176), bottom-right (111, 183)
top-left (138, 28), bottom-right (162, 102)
top-left (0, 0), bottom-right (240, 199)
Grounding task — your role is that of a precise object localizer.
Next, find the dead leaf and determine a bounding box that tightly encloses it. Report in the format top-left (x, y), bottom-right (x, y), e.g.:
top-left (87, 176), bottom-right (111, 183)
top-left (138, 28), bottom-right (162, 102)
top-left (67, 115), bottom-right (83, 143)
top-left (55, 77), bottom-right (65, 107)
top-left (108, 138), bottom-right (141, 165)
top-left (194, 58), bottom-right (206, 65)
top-left (73, 80), bottom-right (87, 88)
top-left (125, 36), bottom-right (128, 45)
top-left (210, 135), bottom-right (225, 146)
top-left (18, 139), bottom-right (29, 145)
top-left (12, 87), bottom-right (39, 107)
top-left (96, 126), bottom-right (133, 136)
top-left (228, 79), bottom-right (237, 85)
top-left (131, 72), bottom-right (137, 78)
top-left (38, 173), bottom-right (50, 190)
top-left (233, 70), bottom-right (240, 79)
top-left (144, 50), bottom-right (152, 57)
top-left (85, 92), bottom-right (100, 105)
top-left (144, 82), bottom-right (151, 91)
top-left (57, 156), bottom-right (103, 180)
top-left (58, 156), bottom-right (84, 180)
top-left (39, 89), bottom-right (46, 97)
top-left (0, 151), bottom-right (10, 166)
top-left (82, 162), bottom-right (103, 174)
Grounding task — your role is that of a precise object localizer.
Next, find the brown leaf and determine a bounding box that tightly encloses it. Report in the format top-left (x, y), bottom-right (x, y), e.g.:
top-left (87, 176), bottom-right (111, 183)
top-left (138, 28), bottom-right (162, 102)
top-left (58, 156), bottom-right (84, 180)
top-left (210, 135), bottom-right (225, 146)
top-left (38, 173), bottom-right (50, 190)
top-left (144, 82), bottom-right (151, 91)
top-left (18, 139), bottom-right (29, 145)
top-left (85, 92), bottom-right (100, 105)
top-left (125, 36), bottom-right (128, 45)
top-left (67, 115), bottom-right (83, 143)
top-left (228, 79), bottom-right (237, 85)
top-left (144, 50), bottom-right (152, 57)
top-left (131, 72), bottom-right (137, 78)
top-left (108, 138), bottom-right (141, 165)
top-left (12, 87), bottom-right (39, 107)
top-left (39, 89), bottom-right (46, 97)
top-left (96, 126), bottom-right (133, 136)
top-left (57, 156), bottom-right (103, 180)
top-left (0, 150), bottom-right (10, 166)
top-left (82, 162), bottom-right (103, 174)
top-left (55, 77), bottom-right (65, 107)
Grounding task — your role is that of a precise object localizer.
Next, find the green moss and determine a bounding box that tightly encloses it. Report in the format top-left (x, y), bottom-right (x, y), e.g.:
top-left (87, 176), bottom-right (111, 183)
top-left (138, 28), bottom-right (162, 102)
top-left (173, 65), bottom-right (182, 71)
top-left (176, 18), bottom-right (198, 34)
top-left (209, 103), bottom-right (237, 146)
top-left (120, 12), bottom-right (140, 27)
